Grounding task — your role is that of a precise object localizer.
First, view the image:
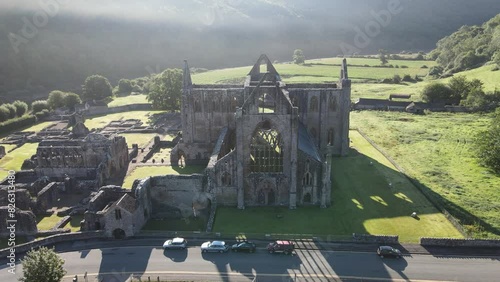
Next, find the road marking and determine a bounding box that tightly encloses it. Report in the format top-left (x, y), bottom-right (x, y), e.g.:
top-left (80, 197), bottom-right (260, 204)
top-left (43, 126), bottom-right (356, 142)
top-left (65, 270), bottom-right (456, 282)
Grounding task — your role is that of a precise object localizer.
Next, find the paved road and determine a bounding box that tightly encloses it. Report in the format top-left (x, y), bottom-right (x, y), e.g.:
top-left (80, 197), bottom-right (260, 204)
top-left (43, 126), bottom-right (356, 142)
top-left (1, 245), bottom-right (499, 282)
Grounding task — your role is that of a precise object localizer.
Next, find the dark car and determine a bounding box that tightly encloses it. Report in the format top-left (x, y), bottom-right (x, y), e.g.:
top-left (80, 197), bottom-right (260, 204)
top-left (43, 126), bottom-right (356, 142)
top-left (377, 246), bottom-right (402, 258)
top-left (231, 241), bottom-right (257, 253)
top-left (267, 240), bottom-right (294, 255)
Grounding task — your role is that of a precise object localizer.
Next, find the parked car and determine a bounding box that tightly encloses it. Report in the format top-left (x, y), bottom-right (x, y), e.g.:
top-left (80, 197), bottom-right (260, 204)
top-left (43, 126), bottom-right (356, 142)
top-left (201, 241), bottom-right (230, 253)
top-left (267, 240), bottom-right (294, 255)
top-left (162, 237), bottom-right (187, 249)
top-left (231, 241), bottom-right (257, 253)
top-left (377, 246), bottom-right (402, 258)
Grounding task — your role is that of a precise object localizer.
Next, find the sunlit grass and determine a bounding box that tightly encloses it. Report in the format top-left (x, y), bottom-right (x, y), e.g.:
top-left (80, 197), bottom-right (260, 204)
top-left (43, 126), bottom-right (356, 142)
top-left (36, 214), bottom-right (81, 232)
top-left (21, 121), bottom-right (55, 133)
top-left (0, 143), bottom-right (38, 180)
top-left (214, 130), bottom-right (462, 243)
top-left (351, 111), bottom-right (500, 238)
top-left (108, 94), bottom-right (149, 107)
top-left (84, 111), bottom-right (166, 130)
top-left (119, 133), bottom-right (157, 148)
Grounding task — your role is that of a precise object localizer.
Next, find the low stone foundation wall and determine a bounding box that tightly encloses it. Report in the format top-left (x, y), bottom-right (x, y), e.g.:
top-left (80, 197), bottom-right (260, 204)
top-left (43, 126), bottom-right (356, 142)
top-left (420, 238), bottom-right (500, 247)
top-left (52, 216), bottom-right (72, 230)
top-left (0, 231), bottom-right (105, 259)
top-left (352, 233), bottom-right (399, 244)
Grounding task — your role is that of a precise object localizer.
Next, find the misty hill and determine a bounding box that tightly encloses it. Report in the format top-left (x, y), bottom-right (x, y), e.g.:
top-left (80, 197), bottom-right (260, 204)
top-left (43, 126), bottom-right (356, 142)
top-left (1, 0), bottom-right (500, 102)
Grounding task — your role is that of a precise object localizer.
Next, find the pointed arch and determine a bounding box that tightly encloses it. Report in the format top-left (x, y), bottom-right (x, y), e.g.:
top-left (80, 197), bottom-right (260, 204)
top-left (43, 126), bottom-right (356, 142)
top-left (250, 121), bottom-right (283, 172)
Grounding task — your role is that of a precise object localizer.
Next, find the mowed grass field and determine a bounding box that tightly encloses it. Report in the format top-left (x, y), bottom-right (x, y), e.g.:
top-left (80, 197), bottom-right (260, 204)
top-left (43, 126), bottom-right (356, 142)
top-left (0, 143), bottom-right (38, 180)
top-left (214, 130), bottom-right (462, 243)
top-left (351, 111), bottom-right (500, 238)
top-left (108, 94), bottom-right (149, 107)
top-left (192, 57), bottom-right (435, 86)
top-left (119, 133), bottom-right (157, 148)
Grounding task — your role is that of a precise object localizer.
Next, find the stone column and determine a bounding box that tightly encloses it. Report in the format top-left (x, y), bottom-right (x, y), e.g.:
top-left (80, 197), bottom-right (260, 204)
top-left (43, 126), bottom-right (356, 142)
top-left (289, 108), bottom-right (299, 209)
top-left (235, 108), bottom-right (245, 209)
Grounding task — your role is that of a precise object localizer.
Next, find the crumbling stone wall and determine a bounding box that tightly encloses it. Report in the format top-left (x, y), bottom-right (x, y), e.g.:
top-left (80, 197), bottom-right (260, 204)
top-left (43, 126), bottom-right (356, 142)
top-left (0, 207), bottom-right (37, 237)
top-left (36, 182), bottom-right (59, 212)
top-left (0, 187), bottom-right (33, 210)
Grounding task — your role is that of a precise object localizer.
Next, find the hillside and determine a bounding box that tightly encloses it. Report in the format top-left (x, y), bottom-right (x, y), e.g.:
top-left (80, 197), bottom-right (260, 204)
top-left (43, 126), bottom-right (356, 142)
top-left (2, 0), bottom-right (500, 102)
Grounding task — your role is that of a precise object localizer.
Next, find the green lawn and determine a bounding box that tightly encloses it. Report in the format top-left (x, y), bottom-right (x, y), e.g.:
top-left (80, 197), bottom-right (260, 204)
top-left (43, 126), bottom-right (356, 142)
top-left (213, 130), bottom-right (462, 243)
top-left (351, 111), bottom-right (500, 238)
top-left (192, 58), bottom-right (434, 85)
top-left (21, 121), bottom-right (55, 133)
top-left (142, 217), bottom-right (207, 232)
top-left (119, 133), bottom-right (157, 148)
top-left (84, 111), bottom-right (166, 130)
top-left (122, 165), bottom-right (206, 188)
top-left (37, 214), bottom-right (82, 232)
top-left (108, 94), bottom-right (149, 107)
top-left (0, 143), bottom-right (38, 180)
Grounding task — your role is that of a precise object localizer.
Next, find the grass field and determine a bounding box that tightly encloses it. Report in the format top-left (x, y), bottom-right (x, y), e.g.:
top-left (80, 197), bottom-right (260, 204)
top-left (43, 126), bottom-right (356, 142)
top-left (213, 130), bottom-right (462, 243)
top-left (122, 165), bottom-right (206, 188)
top-left (21, 121), bottom-right (55, 133)
top-left (119, 133), bottom-right (157, 148)
top-left (351, 111), bottom-right (500, 238)
top-left (84, 111), bottom-right (166, 130)
top-left (108, 94), bottom-right (149, 107)
top-left (192, 57), bottom-right (435, 85)
top-left (37, 214), bottom-right (82, 232)
top-left (0, 143), bottom-right (38, 180)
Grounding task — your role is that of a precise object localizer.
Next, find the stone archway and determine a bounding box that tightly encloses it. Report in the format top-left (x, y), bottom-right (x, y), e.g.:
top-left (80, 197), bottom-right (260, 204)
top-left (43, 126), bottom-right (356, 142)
top-left (112, 228), bottom-right (126, 239)
top-left (256, 179), bottom-right (277, 205)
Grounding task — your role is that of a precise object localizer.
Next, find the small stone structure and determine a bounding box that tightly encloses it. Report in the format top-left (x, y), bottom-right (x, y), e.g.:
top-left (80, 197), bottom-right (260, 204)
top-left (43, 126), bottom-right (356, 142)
top-left (0, 146), bottom-right (5, 159)
top-left (82, 185), bottom-right (145, 238)
top-left (0, 207), bottom-right (38, 237)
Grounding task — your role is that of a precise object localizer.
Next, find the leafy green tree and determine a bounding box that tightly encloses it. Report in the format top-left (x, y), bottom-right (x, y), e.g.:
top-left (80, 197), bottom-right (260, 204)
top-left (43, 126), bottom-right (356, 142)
top-left (118, 79), bottom-right (134, 95)
top-left (461, 88), bottom-right (488, 110)
top-left (47, 90), bottom-right (66, 109)
top-left (421, 82), bottom-right (454, 103)
top-left (449, 76), bottom-right (484, 101)
top-left (13, 100), bottom-right (28, 116)
top-left (147, 69), bottom-right (182, 110)
top-left (293, 49), bottom-right (305, 64)
top-left (4, 103), bottom-right (17, 119)
top-left (63, 92), bottom-right (82, 109)
top-left (493, 51), bottom-right (500, 67)
top-left (82, 75), bottom-right (113, 101)
top-left (378, 49), bottom-right (389, 65)
top-left (19, 247), bottom-right (67, 282)
top-left (31, 100), bottom-right (50, 113)
top-left (476, 109), bottom-right (500, 174)
top-left (0, 105), bottom-right (10, 122)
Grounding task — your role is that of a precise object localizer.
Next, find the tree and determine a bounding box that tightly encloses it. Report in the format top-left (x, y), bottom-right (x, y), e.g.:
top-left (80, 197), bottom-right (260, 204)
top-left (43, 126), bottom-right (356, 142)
top-left (82, 75), bottom-right (113, 101)
top-left (392, 74), bottom-right (401, 84)
top-left (421, 82), bottom-right (454, 103)
top-left (476, 109), bottom-right (500, 174)
top-left (13, 100), bottom-right (28, 116)
top-left (0, 105), bottom-right (10, 122)
top-left (147, 69), bottom-right (182, 110)
top-left (449, 76), bottom-right (484, 102)
top-left (378, 49), bottom-right (389, 65)
top-left (293, 49), bottom-right (305, 64)
top-left (63, 92), bottom-right (82, 109)
top-left (47, 90), bottom-right (66, 109)
top-left (20, 247), bottom-right (67, 282)
top-left (31, 100), bottom-right (50, 113)
top-left (461, 88), bottom-right (488, 110)
top-left (4, 103), bottom-right (17, 119)
top-left (493, 51), bottom-right (500, 67)
top-left (118, 79), bottom-right (134, 95)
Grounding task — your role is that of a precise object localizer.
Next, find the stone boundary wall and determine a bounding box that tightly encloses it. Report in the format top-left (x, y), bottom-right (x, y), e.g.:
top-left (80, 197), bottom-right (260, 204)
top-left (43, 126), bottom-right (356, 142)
top-left (0, 231), bottom-right (105, 259)
top-left (205, 200), bottom-right (217, 232)
top-left (52, 216), bottom-right (71, 230)
top-left (352, 233), bottom-right (399, 244)
top-left (420, 237), bottom-right (500, 247)
top-left (355, 128), bottom-right (470, 238)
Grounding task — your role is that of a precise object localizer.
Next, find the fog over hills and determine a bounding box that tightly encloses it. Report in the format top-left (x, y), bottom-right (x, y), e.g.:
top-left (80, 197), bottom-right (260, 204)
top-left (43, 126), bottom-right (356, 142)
top-left (1, 0), bottom-right (499, 97)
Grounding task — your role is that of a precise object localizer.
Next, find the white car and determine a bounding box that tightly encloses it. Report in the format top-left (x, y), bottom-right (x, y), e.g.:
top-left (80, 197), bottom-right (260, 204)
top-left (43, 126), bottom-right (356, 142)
top-left (201, 240), bottom-right (230, 253)
top-left (163, 237), bottom-right (187, 249)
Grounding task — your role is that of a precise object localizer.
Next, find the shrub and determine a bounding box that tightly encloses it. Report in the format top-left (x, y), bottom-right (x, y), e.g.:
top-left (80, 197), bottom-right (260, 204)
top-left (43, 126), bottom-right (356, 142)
top-left (34, 109), bottom-right (50, 121)
top-left (82, 74), bottom-right (113, 100)
top-left (63, 92), bottom-right (82, 109)
top-left (118, 79), bottom-right (134, 95)
top-left (421, 65), bottom-right (428, 69)
top-left (4, 103), bottom-right (17, 118)
top-left (392, 75), bottom-right (402, 84)
top-left (421, 82), bottom-right (455, 103)
top-left (47, 90), bottom-right (66, 109)
top-left (0, 115), bottom-right (36, 133)
top-left (402, 75), bottom-right (414, 82)
top-left (31, 100), bottom-right (49, 113)
top-left (13, 100), bottom-right (28, 116)
top-left (401, 65), bottom-right (409, 68)
top-left (0, 105), bottom-right (10, 122)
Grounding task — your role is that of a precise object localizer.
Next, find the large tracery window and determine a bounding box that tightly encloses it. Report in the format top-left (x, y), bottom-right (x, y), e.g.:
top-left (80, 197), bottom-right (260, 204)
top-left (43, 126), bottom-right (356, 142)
top-left (250, 123), bottom-right (283, 172)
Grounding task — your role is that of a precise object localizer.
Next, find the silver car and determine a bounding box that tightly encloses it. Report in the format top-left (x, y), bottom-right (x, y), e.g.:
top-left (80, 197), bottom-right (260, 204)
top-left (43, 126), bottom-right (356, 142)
top-left (201, 240), bottom-right (229, 253)
top-left (163, 237), bottom-right (187, 249)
